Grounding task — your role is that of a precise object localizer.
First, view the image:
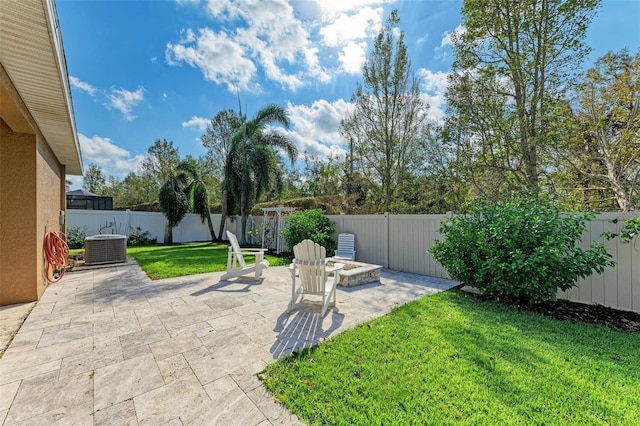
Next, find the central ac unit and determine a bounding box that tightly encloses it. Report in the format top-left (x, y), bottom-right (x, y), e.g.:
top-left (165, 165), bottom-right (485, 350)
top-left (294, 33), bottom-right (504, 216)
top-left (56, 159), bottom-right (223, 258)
top-left (84, 235), bottom-right (127, 265)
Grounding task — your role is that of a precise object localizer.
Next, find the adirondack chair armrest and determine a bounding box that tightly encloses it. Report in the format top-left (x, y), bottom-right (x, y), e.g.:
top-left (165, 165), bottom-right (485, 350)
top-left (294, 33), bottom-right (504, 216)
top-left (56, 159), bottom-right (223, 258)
top-left (287, 262), bottom-right (297, 279)
top-left (326, 263), bottom-right (345, 273)
top-left (231, 248), bottom-right (267, 256)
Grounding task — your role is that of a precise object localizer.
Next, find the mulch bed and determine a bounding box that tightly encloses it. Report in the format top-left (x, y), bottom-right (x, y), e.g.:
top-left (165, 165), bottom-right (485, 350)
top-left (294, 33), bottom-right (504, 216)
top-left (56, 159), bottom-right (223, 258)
top-left (519, 298), bottom-right (640, 333)
top-left (468, 291), bottom-right (640, 333)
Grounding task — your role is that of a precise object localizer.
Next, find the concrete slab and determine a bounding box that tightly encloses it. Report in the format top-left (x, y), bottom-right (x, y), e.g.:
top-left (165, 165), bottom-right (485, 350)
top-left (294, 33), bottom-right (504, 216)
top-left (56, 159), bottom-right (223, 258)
top-left (0, 262), bottom-right (458, 425)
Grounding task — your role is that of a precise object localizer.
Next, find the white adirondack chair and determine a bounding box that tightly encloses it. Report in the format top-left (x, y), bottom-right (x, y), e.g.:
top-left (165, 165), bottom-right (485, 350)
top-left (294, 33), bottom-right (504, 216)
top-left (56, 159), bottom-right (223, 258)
top-left (288, 239), bottom-right (344, 316)
top-left (333, 233), bottom-right (356, 261)
top-left (221, 231), bottom-right (269, 281)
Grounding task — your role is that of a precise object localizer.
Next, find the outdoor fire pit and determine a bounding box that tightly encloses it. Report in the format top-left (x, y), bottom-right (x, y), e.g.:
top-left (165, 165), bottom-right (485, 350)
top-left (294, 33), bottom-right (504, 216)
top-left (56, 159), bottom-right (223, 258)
top-left (327, 258), bottom-right (382, 287)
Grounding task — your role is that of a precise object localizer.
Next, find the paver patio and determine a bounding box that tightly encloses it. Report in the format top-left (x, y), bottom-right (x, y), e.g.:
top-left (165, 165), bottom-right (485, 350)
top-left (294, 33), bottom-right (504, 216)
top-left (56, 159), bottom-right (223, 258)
top-left (0, 262), bottom-right (457, 425)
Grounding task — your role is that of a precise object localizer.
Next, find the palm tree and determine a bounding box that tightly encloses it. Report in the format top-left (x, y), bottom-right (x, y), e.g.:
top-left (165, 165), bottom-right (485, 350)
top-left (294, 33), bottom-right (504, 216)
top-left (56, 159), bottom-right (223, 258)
top-left (177, 159), bottom-right (217, 241)
top-left (224, 104), bottom-right (298, 243)
top-left (159, 173), bottom-right (189, 244)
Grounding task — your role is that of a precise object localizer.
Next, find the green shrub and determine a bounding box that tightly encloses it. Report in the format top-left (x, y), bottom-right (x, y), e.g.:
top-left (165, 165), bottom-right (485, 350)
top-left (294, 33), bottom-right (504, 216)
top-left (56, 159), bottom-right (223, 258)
top-left (127, 226), bottom-right (157, 247)
top-left (604, 216), bottom-right (640, 243)
top-left (282, 209), bottom-right (336, 253)
top-left (66, 226), bottom-right (87, 249)
top-left (429, 198), bottom-right (614, 304)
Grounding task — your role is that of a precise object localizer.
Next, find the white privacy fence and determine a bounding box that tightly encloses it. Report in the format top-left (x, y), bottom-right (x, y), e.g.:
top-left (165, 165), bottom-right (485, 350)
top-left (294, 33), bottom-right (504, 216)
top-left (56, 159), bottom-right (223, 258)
top-left (68, 209), bottom-right (639, 313)
top-left (329, 212), bottom-right (639, 313)
top-left (67, 209), bottom-right (261, 245)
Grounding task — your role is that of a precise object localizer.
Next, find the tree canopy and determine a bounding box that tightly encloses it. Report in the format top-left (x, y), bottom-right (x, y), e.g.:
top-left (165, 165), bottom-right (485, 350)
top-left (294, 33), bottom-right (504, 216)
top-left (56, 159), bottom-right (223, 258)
top-left (340, 10), bottom-right (430, 212)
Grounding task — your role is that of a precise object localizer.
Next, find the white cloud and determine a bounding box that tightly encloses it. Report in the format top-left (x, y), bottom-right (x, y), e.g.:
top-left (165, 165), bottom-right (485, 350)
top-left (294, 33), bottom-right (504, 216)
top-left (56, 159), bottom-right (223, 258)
top-left (167, 0), bottom-right (330, 92)
top-left (170, 0), bottom-right (412, 92)
top-left (339, 42), bottom-right (367, 74)
top-left (166, 28), bottom-right (258, 92)
top-left (436, 23), bottom-right (466, 59)
top-left (106, 86), bottom-right (145, 120)
top-left (66, 174), bottom-right (83, 189)
top-left (416, 33), bottom-right (429, 46)
top-left (78, 133), bottom-right (144, 179)
top-left (440, 24), bottom-right (466, 48)
top-left (282, 99), bottom-right (352, 159)
top-left (182, 115), bottom-right (209, 131)
top-left (313, 0), bottom-right (392, 20)
top-left (320, 7), bottom-right (383, 47)
top-left (418, 68), bottom-right (450, 123)
top-left (162, 93), bottom-right (167, 101)
top-left (69, 76), bottom-right (96, 97)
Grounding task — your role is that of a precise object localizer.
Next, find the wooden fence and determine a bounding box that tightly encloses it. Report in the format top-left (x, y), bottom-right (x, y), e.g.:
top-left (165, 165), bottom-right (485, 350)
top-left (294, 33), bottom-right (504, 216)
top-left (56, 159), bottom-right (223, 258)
top-left (68, 209), bottom-right (638, 313)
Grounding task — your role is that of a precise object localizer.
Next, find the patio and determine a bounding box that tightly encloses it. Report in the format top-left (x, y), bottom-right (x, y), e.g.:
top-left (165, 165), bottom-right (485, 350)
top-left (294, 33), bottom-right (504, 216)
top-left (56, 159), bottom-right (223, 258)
top-left (0, 263), bottom-right (456, 425)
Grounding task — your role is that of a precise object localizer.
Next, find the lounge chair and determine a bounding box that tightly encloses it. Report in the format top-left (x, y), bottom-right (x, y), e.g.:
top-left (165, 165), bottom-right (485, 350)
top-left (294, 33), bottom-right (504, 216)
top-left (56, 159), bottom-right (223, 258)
top-left (333, 233), bottom-right (356, 261)
top-left (221, 231), bottom-right (269, 280)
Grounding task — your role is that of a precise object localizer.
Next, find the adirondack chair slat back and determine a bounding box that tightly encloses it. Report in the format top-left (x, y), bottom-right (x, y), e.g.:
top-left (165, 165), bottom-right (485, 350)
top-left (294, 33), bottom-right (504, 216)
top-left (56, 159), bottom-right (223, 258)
top-left (294, 240), bottom-right (326, 294)
top-left (227, 231), bottom-right (246, 267)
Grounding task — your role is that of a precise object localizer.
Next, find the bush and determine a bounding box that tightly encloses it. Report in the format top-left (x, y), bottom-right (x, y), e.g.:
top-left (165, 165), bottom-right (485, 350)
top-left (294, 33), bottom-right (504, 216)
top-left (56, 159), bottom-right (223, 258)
top-left (127, 226), bottom-right (157, 247)
top-left (429, 198), bottom-right (614, 304)
top-left (66, 226), bottom-right (87, 249)
top-left (282, 209), bottom-right (336, 253)
top-left (620, 216), bottom-right (640, 243)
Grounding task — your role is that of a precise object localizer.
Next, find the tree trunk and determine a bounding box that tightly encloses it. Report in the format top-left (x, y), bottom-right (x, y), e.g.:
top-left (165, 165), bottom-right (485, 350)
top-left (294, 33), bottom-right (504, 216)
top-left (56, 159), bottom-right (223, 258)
top-left (607, 168), bottom-right (635, 212)
top-left (218, 189), bottom-right (228, 241)
top-left (240, 190), bottom-right (247, 244)
top-left (164, 223), bottom-right (173, 245)
top-left (205, 211), bottom-right (217, 242)
top-left (241, 214), bottom-right (248, 245)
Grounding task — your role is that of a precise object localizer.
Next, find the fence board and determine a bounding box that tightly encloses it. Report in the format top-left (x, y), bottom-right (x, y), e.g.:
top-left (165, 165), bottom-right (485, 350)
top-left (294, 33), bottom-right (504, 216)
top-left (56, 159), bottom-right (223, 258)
top-left (128, 211), bottom-right (166, 243)
top-left (340, 215), bottom-right (388, 267)
top-left (633, 239), bottom-right (640, 313)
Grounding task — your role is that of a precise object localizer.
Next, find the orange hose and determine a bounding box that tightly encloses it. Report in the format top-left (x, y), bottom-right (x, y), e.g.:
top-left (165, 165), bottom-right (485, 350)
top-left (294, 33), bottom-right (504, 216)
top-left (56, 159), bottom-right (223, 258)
top-left (44, 231), bottom-right (69, 283)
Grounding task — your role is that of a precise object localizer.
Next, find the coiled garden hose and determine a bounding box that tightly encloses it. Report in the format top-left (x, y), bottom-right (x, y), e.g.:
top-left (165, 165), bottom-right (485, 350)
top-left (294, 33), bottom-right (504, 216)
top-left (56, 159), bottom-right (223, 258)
top-left (44, 231), bottom-right (69, 283)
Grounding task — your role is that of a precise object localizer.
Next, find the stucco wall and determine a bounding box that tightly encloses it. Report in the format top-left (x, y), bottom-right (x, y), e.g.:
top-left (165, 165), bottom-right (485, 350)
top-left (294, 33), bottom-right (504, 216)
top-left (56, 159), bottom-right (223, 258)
top-left (0, 119), bottom-right (64, 305)
top-left (0, 119), bottom-right (38, 304)
top-left (36, 132), bottom-right (64, 300)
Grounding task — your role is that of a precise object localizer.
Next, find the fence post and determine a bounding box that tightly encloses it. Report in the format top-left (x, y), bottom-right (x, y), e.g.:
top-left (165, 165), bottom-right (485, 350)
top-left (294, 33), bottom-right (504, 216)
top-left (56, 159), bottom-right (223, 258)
top-left (384, 212), bottom-right (389, 268)
top-left (125, 209), bottom-right (131, 238)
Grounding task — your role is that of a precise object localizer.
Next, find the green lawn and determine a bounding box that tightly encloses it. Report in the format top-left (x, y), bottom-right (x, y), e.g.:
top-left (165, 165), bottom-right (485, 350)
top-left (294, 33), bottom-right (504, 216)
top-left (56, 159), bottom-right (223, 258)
top-left (127, 242), bottom-right (290, 280)
top-left (261, 290), bottom-right (640, 425)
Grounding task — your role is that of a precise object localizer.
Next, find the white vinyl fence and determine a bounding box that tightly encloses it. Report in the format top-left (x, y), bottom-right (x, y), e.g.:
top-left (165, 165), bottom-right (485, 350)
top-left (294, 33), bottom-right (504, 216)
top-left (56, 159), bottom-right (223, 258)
top-left (67, 209), bottom-right (259, 245)
top-left (329, 212), bottom-right (639, 314)
top-left (68, 209), bottom-right (638, 313)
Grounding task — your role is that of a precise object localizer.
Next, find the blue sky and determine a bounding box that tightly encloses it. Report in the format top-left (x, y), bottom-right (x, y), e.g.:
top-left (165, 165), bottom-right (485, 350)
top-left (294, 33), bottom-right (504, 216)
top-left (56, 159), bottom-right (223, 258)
top-left (57, 0), bottom-right (640, 188)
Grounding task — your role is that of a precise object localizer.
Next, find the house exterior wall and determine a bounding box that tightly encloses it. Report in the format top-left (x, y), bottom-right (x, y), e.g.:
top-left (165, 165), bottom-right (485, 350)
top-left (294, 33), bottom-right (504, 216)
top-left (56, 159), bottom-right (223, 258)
top-left (0, 119), bottom-right (38, 304)
top-left (36, 131), bottom-right (65, 299)
top-left (0, 80), bottom-right (65, 305)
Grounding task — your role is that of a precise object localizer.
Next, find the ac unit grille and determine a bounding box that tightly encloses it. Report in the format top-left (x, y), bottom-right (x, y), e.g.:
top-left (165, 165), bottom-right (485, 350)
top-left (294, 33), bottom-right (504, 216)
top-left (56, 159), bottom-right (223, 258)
top-left (84, 235), bottom-right (127, 265)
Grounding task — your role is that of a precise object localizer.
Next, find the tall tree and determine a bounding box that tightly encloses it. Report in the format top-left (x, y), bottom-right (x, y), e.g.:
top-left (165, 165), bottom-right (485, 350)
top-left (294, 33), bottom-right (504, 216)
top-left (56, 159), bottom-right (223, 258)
top-left (301, 153), bottom-right (343, 197)
top-left (562, 50), bottom-right (640, 211)
top-left (109, 172), bottom-right (158, 209)
top-left (158, 172), bottom-right (189, 244)
top-left (225, 104), bottom-right (297, 243)
top-left (446, 0), bottom-right (600, 196)
top-left (201, 109), bottom-right (244, 177)
top-left (140, 139), bottom-right (181, 188)
top-left (201, 109), bottom-right (244, 238)
top-left (83, 163), bottom-right (106, 194)
top-left (340, 10), bottom-right (430, 212)
top-left (177, 158), bottom-right (218, 241)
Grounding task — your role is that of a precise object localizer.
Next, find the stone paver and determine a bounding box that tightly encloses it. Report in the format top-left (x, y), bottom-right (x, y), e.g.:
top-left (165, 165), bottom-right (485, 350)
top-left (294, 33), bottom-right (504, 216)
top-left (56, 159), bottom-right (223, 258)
top-left (0, 302), bottom-right (36, 357)
top-left (0, 262), bottom-right (457, 425)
